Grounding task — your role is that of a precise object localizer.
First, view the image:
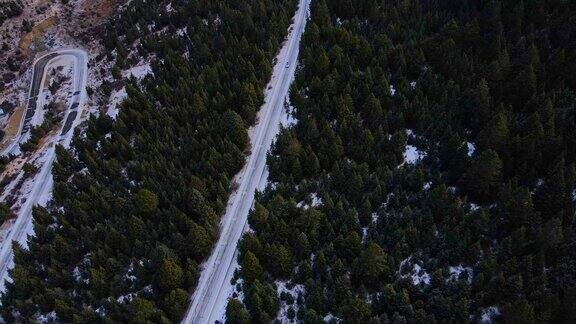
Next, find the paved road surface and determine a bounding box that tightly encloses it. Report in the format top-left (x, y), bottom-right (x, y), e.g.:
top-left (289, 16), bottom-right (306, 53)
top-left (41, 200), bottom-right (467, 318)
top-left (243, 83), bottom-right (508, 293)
top-left (181, 0), bottom-right (310, 322)
top-left (0, 49), bottom-right (88, 291)
top-left (1, 53), bottom-right (57, 156)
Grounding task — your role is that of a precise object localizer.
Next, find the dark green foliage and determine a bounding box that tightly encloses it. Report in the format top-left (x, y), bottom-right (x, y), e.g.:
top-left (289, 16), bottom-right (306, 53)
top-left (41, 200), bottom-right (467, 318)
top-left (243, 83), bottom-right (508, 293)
top-left (163, 288), bottom-right (189, 321)
top-left (134, 188), bottom-right (158, 215)
top-left (460, 149), bottom-right (503, 201)
top-left (20, 106), bottom-right (62, 152)
top-left (233, 0), bottom-right (576, 322)
top-left (241, 251), bottom-right (264, 284)
top-left (22, 162), bottom-right (38, 175)
top-left (0, 203), bottom-right (10, 224)
top-left (226, 298), bottom-right (250, 324)
top-left (0, 0), bottom-right (297, 321)
top-left (243, 280), bottom-right (279, 322)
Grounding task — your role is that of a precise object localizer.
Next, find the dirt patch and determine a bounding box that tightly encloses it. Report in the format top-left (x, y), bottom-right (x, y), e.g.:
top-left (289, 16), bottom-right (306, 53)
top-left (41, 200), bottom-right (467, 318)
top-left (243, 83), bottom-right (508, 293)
top-left (18, 15), bottom-right (59, 58)
top-left (82, 0), bottom-right (119, 22)
top-left (37, 127), bottom-right (58, 149)
top-left (1, 156), bottom-right (23, 176)
top-left (76, 0), bottom-right (124, 40)
top-left (0, 105), bottom-right (24, 151)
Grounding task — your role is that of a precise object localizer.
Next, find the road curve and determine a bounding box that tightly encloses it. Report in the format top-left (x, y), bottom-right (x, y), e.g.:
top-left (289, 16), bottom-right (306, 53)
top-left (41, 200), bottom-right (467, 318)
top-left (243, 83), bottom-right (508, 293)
top-left (0, 49), bottom-right (88, 291)
top-left (181, 0), bottom-right (310, 322)
top-left (1, 53), bottom-right (56, 156)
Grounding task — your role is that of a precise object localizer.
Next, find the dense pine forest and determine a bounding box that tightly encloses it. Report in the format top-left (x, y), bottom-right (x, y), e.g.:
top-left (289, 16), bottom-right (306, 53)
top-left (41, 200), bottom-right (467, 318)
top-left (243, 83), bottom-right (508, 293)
top-left (230, 0), bottom-right (576, 322)
top-left (0, 0), bottom-right (296, 321)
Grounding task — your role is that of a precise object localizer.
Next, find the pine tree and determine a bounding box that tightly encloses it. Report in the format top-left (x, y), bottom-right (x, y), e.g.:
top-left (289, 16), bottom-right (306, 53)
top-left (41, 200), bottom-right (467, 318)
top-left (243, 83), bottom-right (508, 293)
top-left (352, 242), bottom-right (390, 289)
top-left (135, 189), bottom-right (158, 215)
top-left (241, 251), bottom-right (263, 284)
top-left (164, 288), bottom-right (189, 321)
top-left (341, 297), bottom-right (371, 323)
top-left (157, 259), bottom-right (184, 292)
top-left (129, 298), bottom-right (155, 323)
top-left (226, 299), bottom-right (250, 324)
top-left (477, 111), bottom-right (508, 151)
top-left (475, 78), bottom-right (492, 128)
top-left (460, 149), bottom-right (502, 201)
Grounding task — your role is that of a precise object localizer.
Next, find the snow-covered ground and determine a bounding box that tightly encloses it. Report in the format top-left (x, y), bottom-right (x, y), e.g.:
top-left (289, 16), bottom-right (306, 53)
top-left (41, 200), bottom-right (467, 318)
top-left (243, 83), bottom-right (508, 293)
top-left (448, 264), bottom-right (473, 283)
top-left (276, 281), bottom-right (305, 323)
top-left (480, 306), bottom-right (500, 323)
top-left (296, 192), bottom-right (322, 210)
top-left (399, 256), bottom-right (431, 286)
top-left (182, 0), bottom-right (311, 322)
top-left (467, 141), bottom-right (476, 157)
top-left (403, 145), bottom-right (426, 164)
top-left (106, 87), bottom-right (127, 119)
top-left (122, 62), bottom-right (152, 80)
top-left (106, 61), bottom-right (152, 119)
top-left (32, 55), bottom-right (75, 127)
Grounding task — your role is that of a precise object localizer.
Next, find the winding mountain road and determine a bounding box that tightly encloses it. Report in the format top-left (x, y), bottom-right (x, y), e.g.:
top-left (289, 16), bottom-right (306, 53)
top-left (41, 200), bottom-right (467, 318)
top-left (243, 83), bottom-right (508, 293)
top-left (181, 0), bottom-right (310, 322)
top-left (0, 49), bottom-right (87, 291)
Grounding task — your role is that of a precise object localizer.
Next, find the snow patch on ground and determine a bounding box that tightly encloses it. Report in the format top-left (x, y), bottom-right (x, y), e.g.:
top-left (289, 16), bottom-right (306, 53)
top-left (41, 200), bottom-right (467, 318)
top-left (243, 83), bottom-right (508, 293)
top-left (297, 192), bottom-right (322, 210)
top-left (107, 87), bottom-right (127, 120)
top-left (480, 306), bottom-right (500, 323)
top-left (371, 212), bottom-right (378, 223)
top-left (232, 278), bottom-right (245, 303)
top-left (33, 56), bottom-right (75, 127)
top-left (124, 262), bottom-right (137, 283)
top-left (403, 145), bottom-right (426, 164)
top-left (122, 62), bottom-right (153, 80)
top-left (36, 311), bottom-right (57, 323)
top-left (324, 313), bottom-right (340, 322)
top-left (177, 27), bottom-right (187, 37)
top-left (410, 264), bottom-right (430, 285)
top-left (361, 227), bottom-right (368, 243)
top-left (72, 266), bottom-right (81, 282)
top-left (117, 293), bottom-right (134, 304)
top-left (448, 264), bottom-right (473, 283)
top-left (280, 101), bottom-right (297, 128)
top-left (95, 305), bottom-right (106, 316)
top-left (467, 142), bottom-right (476, 157)
top-left (280, 111), bottom-right (297, 128)
top-left (399, 256), bottom-right (430, 286)
top-left (276, 281), bottom-right (305, 323)
top-left (310, 192), bottom-right (322, 207)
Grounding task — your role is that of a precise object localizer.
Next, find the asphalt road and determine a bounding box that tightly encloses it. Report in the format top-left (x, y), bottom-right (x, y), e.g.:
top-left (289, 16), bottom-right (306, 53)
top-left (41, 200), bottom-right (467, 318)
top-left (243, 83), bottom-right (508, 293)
top-left (1, 53), bottom-right (57, 156)
top-left (181, 0), bottom-right (310, 322)
top-left (0, 49), bottom-right (87, 291)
